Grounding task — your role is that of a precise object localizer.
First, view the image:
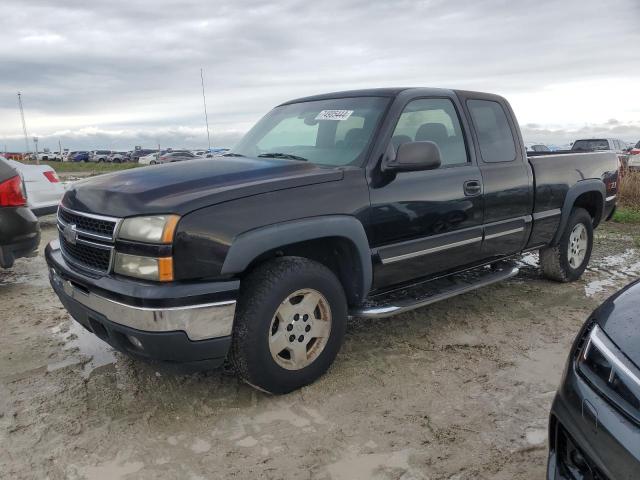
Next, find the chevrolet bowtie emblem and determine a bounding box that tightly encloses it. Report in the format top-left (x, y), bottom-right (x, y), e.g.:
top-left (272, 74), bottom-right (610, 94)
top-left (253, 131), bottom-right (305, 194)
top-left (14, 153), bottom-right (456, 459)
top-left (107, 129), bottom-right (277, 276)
top-left (63, 223), bottom-right (78, 245)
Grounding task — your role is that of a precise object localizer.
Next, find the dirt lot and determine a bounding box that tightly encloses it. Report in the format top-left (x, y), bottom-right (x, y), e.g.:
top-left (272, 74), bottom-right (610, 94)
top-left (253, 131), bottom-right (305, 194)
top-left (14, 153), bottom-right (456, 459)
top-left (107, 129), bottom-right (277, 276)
top-left (1, 218), bottom-right (639, 480)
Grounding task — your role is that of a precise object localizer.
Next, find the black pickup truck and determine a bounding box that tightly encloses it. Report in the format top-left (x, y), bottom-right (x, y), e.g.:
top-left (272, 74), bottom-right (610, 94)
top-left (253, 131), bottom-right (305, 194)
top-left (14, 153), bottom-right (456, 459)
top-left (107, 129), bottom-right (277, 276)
top-left (46, 88), bottom-right (618, 393)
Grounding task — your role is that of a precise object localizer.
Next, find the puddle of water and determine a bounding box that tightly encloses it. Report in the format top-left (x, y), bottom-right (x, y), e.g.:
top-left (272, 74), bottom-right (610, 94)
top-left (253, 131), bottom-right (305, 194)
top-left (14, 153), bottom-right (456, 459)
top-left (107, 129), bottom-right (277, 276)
top-left (190, 438), bottom-right (211, 453)
top-left (47, 319), bottom-right (117, 378)
top-left (327, 449), bottom-right (417, 480)
top-left (525, 427), bottom-right (547, 446)
top-left (585, 249), bottom-right (640, 297)
top-left (74, 457), bottom-right (144, 480)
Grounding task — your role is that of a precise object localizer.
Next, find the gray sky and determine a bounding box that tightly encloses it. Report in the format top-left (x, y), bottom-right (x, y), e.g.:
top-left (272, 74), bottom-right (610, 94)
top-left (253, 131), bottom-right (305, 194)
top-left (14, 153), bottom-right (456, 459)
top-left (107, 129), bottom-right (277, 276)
top-left (1, 0), bottom-right (639, 152)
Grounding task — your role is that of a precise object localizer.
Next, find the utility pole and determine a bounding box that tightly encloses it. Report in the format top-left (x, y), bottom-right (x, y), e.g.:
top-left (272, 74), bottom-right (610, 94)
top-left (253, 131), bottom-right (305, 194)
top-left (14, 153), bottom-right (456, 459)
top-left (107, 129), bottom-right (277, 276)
top-left (200, 68), bottom-right (212, 151)
top-left (33, 136), bottom-right (39, 165)
top-left (17, 92), bottom-right (30, 159)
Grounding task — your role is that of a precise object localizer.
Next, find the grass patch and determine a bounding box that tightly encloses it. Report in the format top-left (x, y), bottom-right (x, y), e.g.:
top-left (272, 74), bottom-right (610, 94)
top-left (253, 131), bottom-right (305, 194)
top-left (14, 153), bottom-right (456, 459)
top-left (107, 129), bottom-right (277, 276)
top-left (19, 160), bottom-right (140, 174)
top-left (619, 171), bottom-right (640, 209)
top-left (612, 207), bottom-right (640, 225)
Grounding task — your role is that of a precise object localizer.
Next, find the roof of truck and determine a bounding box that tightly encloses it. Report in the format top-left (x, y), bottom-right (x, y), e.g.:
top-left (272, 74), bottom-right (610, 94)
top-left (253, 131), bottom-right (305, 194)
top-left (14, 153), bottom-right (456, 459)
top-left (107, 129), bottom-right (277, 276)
top-left (278, 87), bottom-right (507, 106)
top-left (279, 87), bottom-right (448, 105)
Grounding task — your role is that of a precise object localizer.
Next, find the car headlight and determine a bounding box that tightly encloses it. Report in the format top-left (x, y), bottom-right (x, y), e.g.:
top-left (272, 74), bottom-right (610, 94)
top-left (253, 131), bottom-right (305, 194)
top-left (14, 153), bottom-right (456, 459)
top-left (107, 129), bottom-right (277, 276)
top-left (578, 325), bottom-right (640, 420)
top-left (113, 252), bottom-right (173, 281)
top-left (118, 215), bottom-right (179, 243)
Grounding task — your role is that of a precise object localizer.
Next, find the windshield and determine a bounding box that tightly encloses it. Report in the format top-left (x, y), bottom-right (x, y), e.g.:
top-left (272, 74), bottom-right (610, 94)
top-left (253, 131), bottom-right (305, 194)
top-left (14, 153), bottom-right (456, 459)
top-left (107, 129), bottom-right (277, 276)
top-left (571, 139), bottom-right (609, 151)
top-left (230, 96), bottom-right (389, 166)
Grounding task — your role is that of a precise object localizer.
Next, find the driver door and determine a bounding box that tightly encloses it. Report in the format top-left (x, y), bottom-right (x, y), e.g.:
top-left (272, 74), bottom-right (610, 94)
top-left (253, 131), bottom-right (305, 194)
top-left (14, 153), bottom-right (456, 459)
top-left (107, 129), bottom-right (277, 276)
top-left (368, 96), bottom-right (484, 289)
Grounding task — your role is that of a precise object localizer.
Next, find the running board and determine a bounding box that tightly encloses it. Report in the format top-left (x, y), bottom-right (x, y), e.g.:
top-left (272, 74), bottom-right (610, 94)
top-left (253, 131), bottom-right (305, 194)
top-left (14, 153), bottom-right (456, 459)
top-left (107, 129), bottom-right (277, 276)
top-left (350, 264), bottom-right (519, 319)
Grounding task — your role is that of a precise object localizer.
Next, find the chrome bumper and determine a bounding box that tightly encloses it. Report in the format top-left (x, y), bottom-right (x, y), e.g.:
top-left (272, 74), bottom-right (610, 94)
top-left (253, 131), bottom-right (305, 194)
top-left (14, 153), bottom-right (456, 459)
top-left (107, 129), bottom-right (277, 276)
top-left (50, 269), bottom-right (236, 341)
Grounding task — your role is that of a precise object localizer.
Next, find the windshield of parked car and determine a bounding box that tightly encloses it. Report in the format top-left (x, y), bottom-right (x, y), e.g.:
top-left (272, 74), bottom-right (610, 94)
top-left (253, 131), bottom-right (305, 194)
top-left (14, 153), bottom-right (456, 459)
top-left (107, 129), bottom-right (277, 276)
top-left (571, 139), bottom-right (609, 151)
top-left (230, 96), bottom-right (389, 166)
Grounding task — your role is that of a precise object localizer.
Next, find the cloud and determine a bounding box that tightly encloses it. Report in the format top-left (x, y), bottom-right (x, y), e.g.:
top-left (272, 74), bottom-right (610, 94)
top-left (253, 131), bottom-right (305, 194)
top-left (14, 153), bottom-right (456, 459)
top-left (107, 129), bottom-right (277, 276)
top-left (1, 0), bottom-right (639, 151)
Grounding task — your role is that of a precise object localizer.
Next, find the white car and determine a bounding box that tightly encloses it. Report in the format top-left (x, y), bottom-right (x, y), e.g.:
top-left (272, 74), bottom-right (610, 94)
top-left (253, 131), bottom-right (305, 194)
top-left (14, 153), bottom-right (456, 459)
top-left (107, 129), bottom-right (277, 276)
top-left (628, 154), bottom-right (640, 172)
top-left (4, 158), bottom-right (65, 216)
top-left (138, 152), bottom-right (160, 165)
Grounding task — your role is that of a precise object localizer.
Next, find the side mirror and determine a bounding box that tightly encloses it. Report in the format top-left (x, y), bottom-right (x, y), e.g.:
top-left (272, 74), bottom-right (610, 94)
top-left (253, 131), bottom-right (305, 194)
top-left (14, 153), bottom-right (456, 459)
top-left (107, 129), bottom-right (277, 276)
top-left (385, 141), bottom-right (442, 172)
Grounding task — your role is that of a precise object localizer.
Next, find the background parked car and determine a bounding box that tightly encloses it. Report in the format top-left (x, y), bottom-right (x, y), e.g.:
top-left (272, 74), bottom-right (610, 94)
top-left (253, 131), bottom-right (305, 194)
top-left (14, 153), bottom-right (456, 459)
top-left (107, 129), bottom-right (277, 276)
top-left (138, 151), bottom-right (162, 165)
top-left (108, 152), bottom-right (130, 163)
top-left (6, 158), bottom-right (65, 216)
top-left (129, 149), bottom-right (158, 163)
top-left (548, 279), bottom-right (640, 479)
top-left (157, 150), bottom-right (197, 163)
top-left (89, 150), bottom-right (112, 163)
top-left (32, 150), bottom-right (62, 162)
top-left (68, 151), bottom-right (89, 162)
top-left (526, 143), bottom-right (551, 153)
top-left (572, 138), bottom-right (629, 170)
top-left (0, 156), bottom-right (40, 268)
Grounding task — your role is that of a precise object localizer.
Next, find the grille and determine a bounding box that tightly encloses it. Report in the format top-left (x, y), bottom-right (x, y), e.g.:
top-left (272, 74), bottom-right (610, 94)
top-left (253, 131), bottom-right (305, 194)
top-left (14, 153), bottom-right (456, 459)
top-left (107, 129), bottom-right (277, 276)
top-left (60, 235), bottom-right (112, 273)
top-left (58, 207), bottom-right (116, 237)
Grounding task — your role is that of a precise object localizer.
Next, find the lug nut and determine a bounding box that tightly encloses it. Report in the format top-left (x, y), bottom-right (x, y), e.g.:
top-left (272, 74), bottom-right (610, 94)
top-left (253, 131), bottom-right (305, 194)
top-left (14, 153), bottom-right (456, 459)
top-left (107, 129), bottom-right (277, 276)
top-left (289, 335), bottom-right (295, 342)
top-left (298, 335), bottom-right (304, 342)
top-left (294, 314), bottom-right (300, 321)
top-left (303, 314), bottom-right (309, 321)
top-left (287, 324), bottom-right (293, 332)
top-left (305, 325), bottom-right (311, 332)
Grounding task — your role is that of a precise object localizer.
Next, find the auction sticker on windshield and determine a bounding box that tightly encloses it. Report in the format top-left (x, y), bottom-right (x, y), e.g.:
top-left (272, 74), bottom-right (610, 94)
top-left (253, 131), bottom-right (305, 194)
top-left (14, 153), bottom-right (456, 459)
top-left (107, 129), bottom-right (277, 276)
top-left (315, 110), bottom-right (353, 121)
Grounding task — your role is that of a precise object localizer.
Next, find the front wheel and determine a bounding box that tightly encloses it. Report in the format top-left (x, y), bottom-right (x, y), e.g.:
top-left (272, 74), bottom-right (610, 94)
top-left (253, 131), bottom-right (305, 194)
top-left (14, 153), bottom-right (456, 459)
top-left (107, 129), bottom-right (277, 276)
top-left (540, 207), bottom-right (593, 282)
top-left (231, 257), bottom-right (347, 394)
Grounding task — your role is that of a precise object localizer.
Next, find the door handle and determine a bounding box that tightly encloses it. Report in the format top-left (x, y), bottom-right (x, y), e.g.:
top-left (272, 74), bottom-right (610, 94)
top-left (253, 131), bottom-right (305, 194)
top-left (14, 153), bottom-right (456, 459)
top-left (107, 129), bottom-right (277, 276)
top-left (464, 180), bottom-right (482, 196)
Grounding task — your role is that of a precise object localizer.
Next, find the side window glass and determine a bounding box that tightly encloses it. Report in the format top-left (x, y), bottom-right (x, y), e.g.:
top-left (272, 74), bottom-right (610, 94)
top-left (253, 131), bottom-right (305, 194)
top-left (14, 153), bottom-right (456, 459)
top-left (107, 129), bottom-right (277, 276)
top-left (391, 98), bottom-right (469, 167)
top-left (467, 100), bottom-right (517, 163)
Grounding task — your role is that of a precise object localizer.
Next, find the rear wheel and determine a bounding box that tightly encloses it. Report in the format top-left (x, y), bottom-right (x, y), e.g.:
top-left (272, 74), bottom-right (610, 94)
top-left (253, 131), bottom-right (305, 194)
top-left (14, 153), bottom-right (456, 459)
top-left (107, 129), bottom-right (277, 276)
top-left (231, 257), bottom-right (347, 394)
top-left (540, 207), bottom-right (593, 282)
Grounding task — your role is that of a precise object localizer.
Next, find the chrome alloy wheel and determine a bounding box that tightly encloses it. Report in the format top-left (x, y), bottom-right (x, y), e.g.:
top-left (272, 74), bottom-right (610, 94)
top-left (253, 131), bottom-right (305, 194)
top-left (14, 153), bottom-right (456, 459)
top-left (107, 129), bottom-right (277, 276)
top-left (568, 223), bottom-right (588, 268)
top-left (268, 289), bottom-right (332, 370)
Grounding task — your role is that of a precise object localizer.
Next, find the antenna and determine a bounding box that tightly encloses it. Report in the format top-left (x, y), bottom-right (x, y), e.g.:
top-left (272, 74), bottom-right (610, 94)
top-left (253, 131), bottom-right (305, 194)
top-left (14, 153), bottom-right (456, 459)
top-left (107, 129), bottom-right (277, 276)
top-left (17, 92), bottom-right (30, 157)
top-left (200, 68), bottom-right (212, 151)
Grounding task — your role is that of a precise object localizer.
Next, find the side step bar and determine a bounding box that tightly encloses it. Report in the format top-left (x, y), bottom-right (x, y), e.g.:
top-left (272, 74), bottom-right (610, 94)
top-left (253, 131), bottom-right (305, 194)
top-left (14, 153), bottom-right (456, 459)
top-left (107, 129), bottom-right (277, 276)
top-left (350, 264), bottom-right (519, 319)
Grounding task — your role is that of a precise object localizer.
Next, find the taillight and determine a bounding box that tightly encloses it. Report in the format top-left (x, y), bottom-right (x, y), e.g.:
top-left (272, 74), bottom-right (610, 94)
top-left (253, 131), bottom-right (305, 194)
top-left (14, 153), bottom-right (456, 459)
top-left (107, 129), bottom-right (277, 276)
top-left (0, 175), bottom-right (28, 207)
top-left (43, 171), bottom-right (60, 183)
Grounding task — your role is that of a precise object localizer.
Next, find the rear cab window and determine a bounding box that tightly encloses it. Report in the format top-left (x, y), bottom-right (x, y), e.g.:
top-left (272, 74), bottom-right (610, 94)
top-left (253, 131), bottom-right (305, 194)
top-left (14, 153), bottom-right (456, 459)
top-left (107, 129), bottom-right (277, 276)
top-left (467, 100), bottom-right (517, 163)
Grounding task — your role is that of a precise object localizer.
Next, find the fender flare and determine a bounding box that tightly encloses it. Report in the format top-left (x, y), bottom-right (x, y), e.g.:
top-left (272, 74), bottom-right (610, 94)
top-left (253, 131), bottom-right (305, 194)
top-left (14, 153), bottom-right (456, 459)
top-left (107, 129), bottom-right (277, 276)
top-left (551, 179), bottom-right (605, 245)
top-left (221, 215), bottom-right (373, 301)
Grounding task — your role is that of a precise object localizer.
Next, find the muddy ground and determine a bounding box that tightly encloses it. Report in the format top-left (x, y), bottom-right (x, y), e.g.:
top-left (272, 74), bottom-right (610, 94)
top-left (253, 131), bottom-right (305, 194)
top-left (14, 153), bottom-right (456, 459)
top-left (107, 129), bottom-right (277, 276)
top-left (1, 217), bottom-right (639, 480)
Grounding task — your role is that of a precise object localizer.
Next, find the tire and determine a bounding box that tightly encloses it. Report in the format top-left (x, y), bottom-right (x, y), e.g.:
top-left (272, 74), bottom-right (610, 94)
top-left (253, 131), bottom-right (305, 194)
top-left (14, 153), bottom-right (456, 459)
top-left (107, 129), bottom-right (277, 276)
top-left (231, 257), bottom-right (347, 394)
top-left (540, 207), bottom-right (593, 282)
top-left (150, 160), bottom-right (156, 165)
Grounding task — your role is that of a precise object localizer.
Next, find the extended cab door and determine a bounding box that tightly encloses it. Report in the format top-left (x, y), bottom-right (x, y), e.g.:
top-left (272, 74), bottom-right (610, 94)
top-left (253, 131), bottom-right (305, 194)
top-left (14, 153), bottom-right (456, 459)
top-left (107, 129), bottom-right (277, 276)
top-left (367, 93), bottom-right (484, 289)
top-left (459, 93), bottom-right (534, 259)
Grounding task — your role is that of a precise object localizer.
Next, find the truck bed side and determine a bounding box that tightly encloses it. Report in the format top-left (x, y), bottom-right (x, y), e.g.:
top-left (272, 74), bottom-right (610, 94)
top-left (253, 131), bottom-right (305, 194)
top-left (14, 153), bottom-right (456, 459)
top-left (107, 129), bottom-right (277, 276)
top-left (526, 151), bottom-right (618, 247)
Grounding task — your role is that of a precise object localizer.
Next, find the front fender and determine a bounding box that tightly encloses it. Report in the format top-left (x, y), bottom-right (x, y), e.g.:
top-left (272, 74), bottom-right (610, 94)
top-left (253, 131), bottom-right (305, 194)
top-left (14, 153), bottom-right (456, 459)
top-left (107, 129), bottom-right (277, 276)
top-left (221, 215), bottom-right (373, 301)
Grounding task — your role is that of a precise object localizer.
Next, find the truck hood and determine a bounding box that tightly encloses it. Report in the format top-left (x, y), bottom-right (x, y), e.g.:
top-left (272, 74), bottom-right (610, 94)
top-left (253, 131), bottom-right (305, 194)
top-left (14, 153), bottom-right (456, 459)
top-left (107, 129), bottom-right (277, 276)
top-left (596, 280), bottom-right (640, 368)
top-left (62, 157), bottom-right (343, 217)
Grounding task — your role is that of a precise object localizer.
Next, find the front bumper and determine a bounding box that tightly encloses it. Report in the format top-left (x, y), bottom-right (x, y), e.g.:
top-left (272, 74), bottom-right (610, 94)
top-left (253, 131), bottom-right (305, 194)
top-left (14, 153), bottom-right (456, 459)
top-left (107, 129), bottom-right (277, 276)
top-left (547, 362), bottom-right (640, 479)
top-left (46, 240), bottom-right (239, 367)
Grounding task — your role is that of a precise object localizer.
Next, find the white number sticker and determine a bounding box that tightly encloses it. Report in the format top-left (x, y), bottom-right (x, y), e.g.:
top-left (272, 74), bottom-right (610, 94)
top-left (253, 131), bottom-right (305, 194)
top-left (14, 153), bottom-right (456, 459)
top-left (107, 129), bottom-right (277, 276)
top-left (315, 110), bottom-right (354, 121)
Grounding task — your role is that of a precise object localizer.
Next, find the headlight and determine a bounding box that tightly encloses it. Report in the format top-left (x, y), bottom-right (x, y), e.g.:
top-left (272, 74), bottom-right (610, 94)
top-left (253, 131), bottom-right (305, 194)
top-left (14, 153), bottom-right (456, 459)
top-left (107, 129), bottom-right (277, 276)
top-left (118, 215), bottom-right (179, 243)
top-left (578, 325), bottom-right (640, 419)
top-left (113, 252), bottom-right (174, 281)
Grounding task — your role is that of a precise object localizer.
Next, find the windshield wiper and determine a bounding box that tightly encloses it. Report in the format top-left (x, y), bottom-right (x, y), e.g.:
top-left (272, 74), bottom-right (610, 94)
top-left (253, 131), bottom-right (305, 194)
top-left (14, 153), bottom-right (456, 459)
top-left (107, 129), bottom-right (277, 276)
top-left (222, 152), bottom-right (245, 157)
top-left (257, 153), bottom-right (308, 162)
